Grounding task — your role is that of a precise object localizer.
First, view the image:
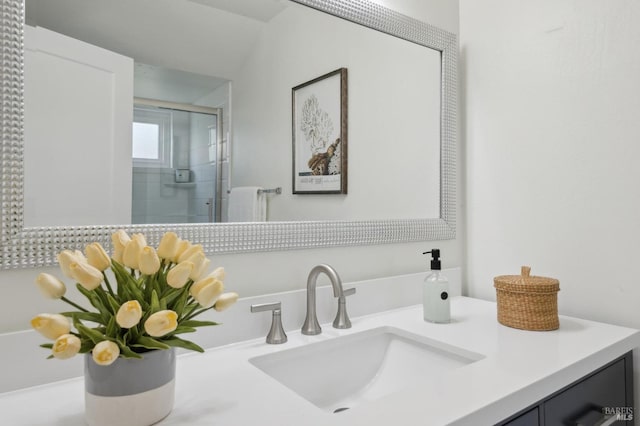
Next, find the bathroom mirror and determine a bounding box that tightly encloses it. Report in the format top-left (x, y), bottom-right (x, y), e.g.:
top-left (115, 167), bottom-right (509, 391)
top-left (0, 0), bottom-right (457, 268)
top-left (23, 0), bottom-right (440, 226)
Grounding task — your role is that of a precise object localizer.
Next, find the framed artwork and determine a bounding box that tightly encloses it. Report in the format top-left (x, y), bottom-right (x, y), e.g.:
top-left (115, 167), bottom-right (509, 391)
top-left (292, 68), bottom-right (347, 194)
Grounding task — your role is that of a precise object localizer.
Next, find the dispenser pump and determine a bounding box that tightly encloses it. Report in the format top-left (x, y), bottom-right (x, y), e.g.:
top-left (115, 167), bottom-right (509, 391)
top-left (423, 249), bottom-right (441, 270)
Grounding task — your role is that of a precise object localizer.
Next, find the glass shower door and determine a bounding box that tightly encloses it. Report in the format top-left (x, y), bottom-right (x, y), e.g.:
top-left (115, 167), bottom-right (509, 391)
top-left (131, 102), bottom-right (222, 224)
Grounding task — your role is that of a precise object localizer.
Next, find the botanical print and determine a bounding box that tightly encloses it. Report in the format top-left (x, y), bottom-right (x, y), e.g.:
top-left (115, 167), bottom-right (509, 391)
top-left (300, 94), bottom-right (341, 177)
top-left (292, 68), bottom-right (347, 194)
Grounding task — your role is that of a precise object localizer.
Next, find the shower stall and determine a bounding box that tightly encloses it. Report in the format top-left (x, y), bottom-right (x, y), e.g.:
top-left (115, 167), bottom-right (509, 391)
top-left (131, 98), bottom-right (223, 224)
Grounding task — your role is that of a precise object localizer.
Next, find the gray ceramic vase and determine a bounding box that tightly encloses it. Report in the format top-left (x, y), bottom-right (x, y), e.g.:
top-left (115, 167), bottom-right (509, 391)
top-left (84, 348), bottom-right (176, 426)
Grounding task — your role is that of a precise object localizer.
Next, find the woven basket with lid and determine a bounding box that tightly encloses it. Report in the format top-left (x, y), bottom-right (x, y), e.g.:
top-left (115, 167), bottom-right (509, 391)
top-left (494, 266), bottom-right (560, 331)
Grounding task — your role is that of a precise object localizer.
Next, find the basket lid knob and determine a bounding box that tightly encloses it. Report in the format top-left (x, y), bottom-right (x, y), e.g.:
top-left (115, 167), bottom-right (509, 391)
top-left (521, 266), bottom-right (531, 277)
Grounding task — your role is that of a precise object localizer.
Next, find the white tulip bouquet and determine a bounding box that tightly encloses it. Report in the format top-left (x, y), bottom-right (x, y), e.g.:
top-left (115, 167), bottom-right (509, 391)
top-left (31, 230), bottom-right (238, 366)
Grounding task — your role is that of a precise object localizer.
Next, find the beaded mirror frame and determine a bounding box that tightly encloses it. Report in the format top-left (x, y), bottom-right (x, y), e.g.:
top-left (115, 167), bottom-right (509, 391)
top-left (0, 0), bottom-right (457, 268)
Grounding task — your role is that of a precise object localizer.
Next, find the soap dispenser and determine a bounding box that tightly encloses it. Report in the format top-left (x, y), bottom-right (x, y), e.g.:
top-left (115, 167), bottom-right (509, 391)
top-left (422, 249), bottom-right (450, 323)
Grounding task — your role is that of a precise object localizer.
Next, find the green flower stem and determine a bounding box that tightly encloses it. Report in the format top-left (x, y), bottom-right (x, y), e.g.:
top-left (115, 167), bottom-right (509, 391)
top-left (160, 286), bottom-right (174, 300)
top-left (183, 306), bottom-right (209, 322)
top-left (94, 287), bottom-right (115, 314)
top-left (61, 296), bottom-right (89, 312)
top-left (152, 271), bottom-right (163, 295)
top-left (178, 304), bottom-right (198, 322)
top-left (163, 262), bottom-right (175, 276)
top-left (161, 280), bottom-right (190, 299)
top-left (102, 272), bottom-right (116, 297)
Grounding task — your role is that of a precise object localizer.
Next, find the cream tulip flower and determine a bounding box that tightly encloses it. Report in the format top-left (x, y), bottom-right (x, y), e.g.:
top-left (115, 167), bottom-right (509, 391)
top-left (177, 243), bottom-right (203, 264)
top-left (57, 250), bottom-right (81, 278)
top-left (192, 257), bottom-right (211, 281)
top-left (213, 292), bottom-right (239, 312)
top-left (157, 232), bottom-right (180, 260)
top-left (35, 273), bottom-right (66, 299)
top-left (31, 313), bottom-right (71, 340)
top-left (210, 266), bottom-right (226, 282)
top-left (190, 276), bottom-right (224, 308)
top-left (70, 261), bottom-right (103, 291)
top-left (185, 251), bottom-right (207, 281)
top-left (52, 334), bottom-right (81, 359)
top-left (85, 242), bottom-right (111, 271)
top-left (139, 246), bottom-right (161, 275)
top-left (172, 240), bottom-right (191, 263)
top-left (92, 340), bottom-right (120, 366)
top-left (132, 233), bottom-right (148, 247)
top-left (116, 300), bottom-right (143, 329)
top-left (74, 250), bottom-right (88, 262)
top-left (166, 261), bottom-right (193, 288)
top-left (144, 310), bottom-right (178, 337)
top-left (111, 229), bottom-right (131, 264)
top-left (122, 238), bottom-right (144, 270)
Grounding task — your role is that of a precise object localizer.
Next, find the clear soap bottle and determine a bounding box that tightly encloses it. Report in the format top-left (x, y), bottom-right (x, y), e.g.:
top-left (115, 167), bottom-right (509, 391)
top-left (422, 249), bottom-right (450, 323)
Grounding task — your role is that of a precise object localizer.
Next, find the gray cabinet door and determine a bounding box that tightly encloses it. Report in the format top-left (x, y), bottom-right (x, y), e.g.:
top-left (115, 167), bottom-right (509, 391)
top-left (503, 407), bottom-right (539, 426)
top-left (544, 359), bottom-right (627, 425)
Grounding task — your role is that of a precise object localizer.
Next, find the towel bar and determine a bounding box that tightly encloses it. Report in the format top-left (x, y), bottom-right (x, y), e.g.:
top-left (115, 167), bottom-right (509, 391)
top-left (228, 187), bottom-right (281, 195)
top-left (258, 187), bottom-right (282, 194)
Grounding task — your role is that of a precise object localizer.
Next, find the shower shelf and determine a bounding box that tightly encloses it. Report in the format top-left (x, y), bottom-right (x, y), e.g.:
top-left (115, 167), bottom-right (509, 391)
top-left (164, 183), bottom-right (196, 188)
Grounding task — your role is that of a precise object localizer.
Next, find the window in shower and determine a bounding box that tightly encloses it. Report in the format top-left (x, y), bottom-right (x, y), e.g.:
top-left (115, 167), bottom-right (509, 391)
top-left (132, 122), bottom-right (159, 159)
top-left (132, 107), bottom-right (172, 168)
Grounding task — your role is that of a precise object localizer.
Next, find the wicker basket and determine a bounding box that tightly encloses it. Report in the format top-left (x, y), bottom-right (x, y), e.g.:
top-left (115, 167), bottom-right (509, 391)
top-left (494, 266), bottom-right (560, 331)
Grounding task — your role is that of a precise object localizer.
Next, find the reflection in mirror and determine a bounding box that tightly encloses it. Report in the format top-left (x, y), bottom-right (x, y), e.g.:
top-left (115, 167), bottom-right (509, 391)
top-left (131, 100), bottom-right (223, 225)
top-left (24, 0), bottom-right (441, 226)
top-left (0, 0), bottom-right (457, 268)
top-left (23, 20), bottom-right (229, 226)
top-left (131, 65), bottom-right (228, 224)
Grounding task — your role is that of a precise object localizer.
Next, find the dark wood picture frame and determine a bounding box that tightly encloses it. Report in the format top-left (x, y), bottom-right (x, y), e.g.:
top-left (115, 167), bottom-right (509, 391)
top-left (292, 68), bottom-right (347, 194)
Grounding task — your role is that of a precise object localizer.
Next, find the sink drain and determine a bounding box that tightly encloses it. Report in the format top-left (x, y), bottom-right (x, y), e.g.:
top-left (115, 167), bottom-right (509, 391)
top-left (333, 407), bottom-right (350, 413)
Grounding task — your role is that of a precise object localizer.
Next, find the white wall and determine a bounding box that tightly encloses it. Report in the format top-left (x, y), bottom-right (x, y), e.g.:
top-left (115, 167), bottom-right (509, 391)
top-left (0, 0), bottom-right (460, 334)
top-left (231, 1), bottom-right (442, 221)
top-left (462, 0), bottom-right (640, 328)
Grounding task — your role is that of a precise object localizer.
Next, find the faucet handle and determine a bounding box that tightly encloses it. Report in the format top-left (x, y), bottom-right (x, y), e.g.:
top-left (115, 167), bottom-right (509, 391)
top-left (333, 287), bottom-right (355, 329)
top-left (251, 302), bottom-right (288, 344)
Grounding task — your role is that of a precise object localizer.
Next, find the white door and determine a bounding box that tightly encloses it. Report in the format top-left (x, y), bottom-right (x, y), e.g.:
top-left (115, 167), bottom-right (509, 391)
top-left (24, 25), bottom-right (133, 227)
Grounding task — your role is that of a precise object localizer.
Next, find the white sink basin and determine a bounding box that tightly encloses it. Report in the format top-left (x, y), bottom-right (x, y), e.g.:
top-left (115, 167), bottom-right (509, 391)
top-left (249, 326), bottom-right (484, 413)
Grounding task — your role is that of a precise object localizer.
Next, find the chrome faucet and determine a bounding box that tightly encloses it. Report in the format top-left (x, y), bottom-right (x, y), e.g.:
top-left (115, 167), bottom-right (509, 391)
top-left (301, 264), bottom-right (355, 335)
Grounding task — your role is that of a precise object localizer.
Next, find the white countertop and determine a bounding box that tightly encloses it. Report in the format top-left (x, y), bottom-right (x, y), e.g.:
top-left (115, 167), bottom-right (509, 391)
top-left (1, 296), bottom-right (639, 426)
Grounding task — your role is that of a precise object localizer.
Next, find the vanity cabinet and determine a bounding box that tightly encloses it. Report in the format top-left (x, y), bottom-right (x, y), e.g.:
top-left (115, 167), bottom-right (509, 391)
top-left (499, 351), bottom-right (633, 426)
top-left (503, 407), bottom-right (539, 426)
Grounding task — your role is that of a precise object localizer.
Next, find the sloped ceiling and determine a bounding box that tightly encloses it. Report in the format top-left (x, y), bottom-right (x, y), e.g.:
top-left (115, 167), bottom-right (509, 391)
top-left (186, 0), bottom-right (288, 22)
top-left (25, 0), bottom-right (290, 102)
